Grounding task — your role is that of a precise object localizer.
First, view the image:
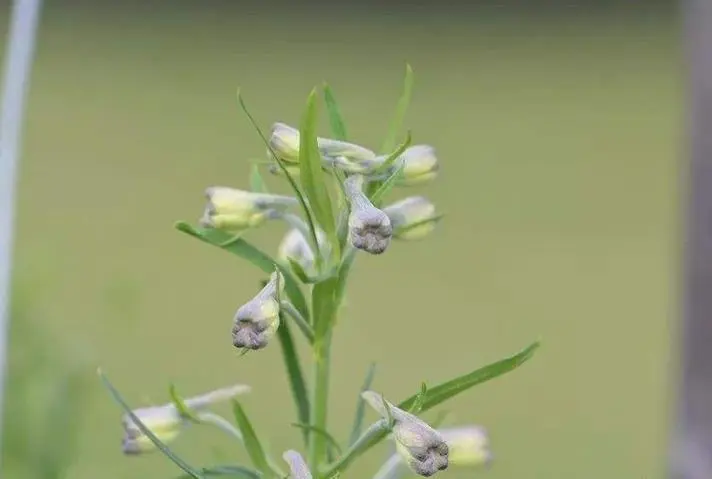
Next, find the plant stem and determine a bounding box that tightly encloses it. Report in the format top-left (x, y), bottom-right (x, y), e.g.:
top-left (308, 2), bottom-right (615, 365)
top-left (320, 420), bottom-right (390, 478)
top-left (198, 412), bottom-right (286, 477)
top-left (309, 333), bottom-right (332, 474)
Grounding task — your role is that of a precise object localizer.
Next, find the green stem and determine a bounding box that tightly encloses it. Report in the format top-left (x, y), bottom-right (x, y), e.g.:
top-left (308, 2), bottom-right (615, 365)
top-left (309, 334), bottom-right (332, 474)
top-left (280, 300), bottom-right (315, 343)
top-left (197, 412), bottom-right (286, 478)
top-left (320, 420), bottom-right (390, 478)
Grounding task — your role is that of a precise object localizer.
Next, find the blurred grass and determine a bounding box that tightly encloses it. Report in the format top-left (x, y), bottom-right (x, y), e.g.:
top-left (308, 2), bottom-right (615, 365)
top-left (1, 2), bottom-right (679, 478)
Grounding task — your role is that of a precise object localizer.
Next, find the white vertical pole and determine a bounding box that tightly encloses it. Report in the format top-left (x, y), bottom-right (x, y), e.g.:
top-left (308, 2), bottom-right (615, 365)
top-left (0, 0), bottom-right (44, 461)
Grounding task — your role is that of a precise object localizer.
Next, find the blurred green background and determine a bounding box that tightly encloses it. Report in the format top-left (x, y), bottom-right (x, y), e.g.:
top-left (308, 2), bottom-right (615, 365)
top-left (0, 1), bottom-right (680, 478)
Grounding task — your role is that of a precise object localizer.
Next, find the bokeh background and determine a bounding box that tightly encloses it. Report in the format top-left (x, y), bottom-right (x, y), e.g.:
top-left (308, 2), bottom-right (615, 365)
top-left (0, 1), bottom-right (681, 478)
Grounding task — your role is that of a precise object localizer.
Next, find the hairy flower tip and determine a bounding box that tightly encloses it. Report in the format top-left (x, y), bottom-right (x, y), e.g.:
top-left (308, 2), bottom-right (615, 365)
top-left (232, 271), bottom-right (284, 351)
top-left (283, 450), bottom-right (313, 479)
top-left (200, 186), bottom-right (297, 232)
top-left (383, 196), bottom-right (441, 241)
top-left (345, 175), bottom-right (392, 254)
top-left (439, 426), bottom-right (492, 468)
top-left (122, 384), bottom-right (250, 455)
top-left (362, 391), bottom-right (449, 477)
top-left (384, 145), bottom-right (439, 186)
top-left (268, 122), bottom-right (376, 167)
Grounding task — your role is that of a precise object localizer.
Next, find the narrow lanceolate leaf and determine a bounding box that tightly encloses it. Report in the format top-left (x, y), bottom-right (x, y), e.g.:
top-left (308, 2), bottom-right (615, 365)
top-left (175, 464), bottom-right (263, 479)
top-left (231, 401), bottom-right (272, 477)
top-left (369, 163), bottom-right (405, 207)
top-left (398, 341), bottom-right (541, 412)
top-left (98, 370), bottom-right (204, 479)
top-left (276, 313), bottom-right (311, 445)
top-left (408, 382), bottom-right (428, 415)
top-left (175, 221), bottom-right (309, 320)
top-left (291, 423), bottom-right (343, 455)
top-left (366, 131), bottom-right (412, 199)
top-left (348, 363), bottom-right (377, 446)
top-left (311, 277), bottom-right (339, 342)
top-left (381, 64), bottom-right (414, 154)
top-left (169, 383), bottom-right (199, 422)
top-left (299, 89), bottom-right (339, 262)
top-left (322, 83), bottom-right (348, 140)
top-left (249, 164), bottom-right (269, 194)
top-left (236, 90), bottom-right (322, 261)
top-left (371, 131), bottom-right (412, 176)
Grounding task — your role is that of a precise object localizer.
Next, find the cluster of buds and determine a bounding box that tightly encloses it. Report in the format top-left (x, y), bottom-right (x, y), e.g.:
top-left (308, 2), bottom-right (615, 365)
top-left (266, 122), bottom-right (443, 257)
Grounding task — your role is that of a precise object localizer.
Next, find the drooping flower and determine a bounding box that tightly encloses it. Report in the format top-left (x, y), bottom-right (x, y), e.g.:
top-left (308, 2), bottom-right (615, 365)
top-left (344, 175), bottom-right (392, 255)
top-left (362, 391), bottom-right (449, 477)
top-left (232, 271), bottom-right (284, 351)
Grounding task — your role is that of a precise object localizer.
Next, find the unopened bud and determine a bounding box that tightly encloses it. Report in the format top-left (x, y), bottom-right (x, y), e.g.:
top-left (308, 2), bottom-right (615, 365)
top-left (383, 196), bottom-right (441, 241)
top-left (200, 186), bottom-right (297, 232)
top-left (440, 426), bottom-right (492, 468)
top-left (232, 271), bottom-right (284, 351)
top-left (382, 145), bottom-right (439, 186)
top-left (277, 228), bottom-right (327, 276)
top-left (268, 122), bottom-right (376, 167)
top-left (362, 391), bottom-right (449, 477)
top-left (283, 450), bottom-right (312, 479)
top-left (344, 175), bottom-right (392, 255)
top-left (122, 384), bottom-right (250, 455)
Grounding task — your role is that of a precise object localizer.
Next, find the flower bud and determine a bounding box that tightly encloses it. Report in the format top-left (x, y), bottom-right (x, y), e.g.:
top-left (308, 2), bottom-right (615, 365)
top-left (362, 391), bottom-right (449, 477)
top-left (232, 271), bottom-right (284, 351)
top-left (122, 384), bottom-right (250, 455)
top-left (268, 122), bottom-right (376, 166)
top-left (382, 145), bottom-right (438, 186)
top-left (283, 450), bottom-right (312, 479)
top-left (277, 228), bottom-right (327, 277)
top-left (344, 175), bottom-right (392, 255)
top-left (382, 196), bottom-right (441, 241)
top-left (200, 186), bottom-right (297, 232)
top-left (440, 426), bottom-right (492, 467)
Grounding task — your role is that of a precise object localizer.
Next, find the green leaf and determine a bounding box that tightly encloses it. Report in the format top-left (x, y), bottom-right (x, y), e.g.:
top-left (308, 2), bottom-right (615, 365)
top-left (348, 363), bottom-right (377, 446)
top-left (169, 383), bottom-right (200, 422)
top-left (368, 163), bottom-right (405, 207)
top-left (236, 90), bottom-right (322, 266)
top-left (175, 221), bottom-right (309, 320)
top-left (291, 423), bottom-right (343, 455)
top-left (322, 83), bottom-right (348, 140)
top-left (381, 64), bottom-right (414, 154)
top-left (276, 312), bottom-right (311, 443)
top-left (231, 400), bottom-right (272, 477)
top-left (408, 383), bottom-right (428, 415)
top-left (298, 89), bottom-right (339, 263)
top-left (311, 277), bottom-right (339, 341)
top-left (249, 164), bottom-right (269, 193)
top-left (287, 257), bottom-right (313, 284)
top-left (280, 301), bottom-right (315, 343)
top-left (370, 131), bottom-right (412, 176)
top-left (175, 465), bottom-right (263, 479)
top-left (398, 341), bottom-right (541, 412)
top-left (98, 370), bottom-right (204, 479)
